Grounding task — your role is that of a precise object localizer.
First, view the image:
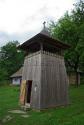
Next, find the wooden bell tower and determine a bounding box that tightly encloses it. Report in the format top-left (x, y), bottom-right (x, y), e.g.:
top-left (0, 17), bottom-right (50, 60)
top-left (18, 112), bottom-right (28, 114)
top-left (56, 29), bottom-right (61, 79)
top-left (19, 22), bottom-right (69, 110)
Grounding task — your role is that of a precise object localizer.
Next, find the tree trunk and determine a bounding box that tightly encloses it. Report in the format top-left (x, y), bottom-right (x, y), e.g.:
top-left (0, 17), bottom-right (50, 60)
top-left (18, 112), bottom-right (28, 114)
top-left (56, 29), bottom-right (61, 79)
top-left (75, 71), bottom-right (80, 87)
top-left (74, 54), bottom-right (80, 87)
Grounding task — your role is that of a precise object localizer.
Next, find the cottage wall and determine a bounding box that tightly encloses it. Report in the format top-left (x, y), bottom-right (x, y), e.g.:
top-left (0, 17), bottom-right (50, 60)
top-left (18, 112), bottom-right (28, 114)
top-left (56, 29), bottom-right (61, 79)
top-left (68, 72), bottom-right (80, 85)
top-left (12, 77), bottom-right (21, 85)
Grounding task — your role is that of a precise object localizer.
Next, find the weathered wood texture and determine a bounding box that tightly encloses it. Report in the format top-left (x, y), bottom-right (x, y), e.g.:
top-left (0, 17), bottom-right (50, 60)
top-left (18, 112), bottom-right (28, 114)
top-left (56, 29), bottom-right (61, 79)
top-left (22, 51), bottom-right (41, 109)
top-left (22, 51), bottom-right (69, 109)
top-left (40, 51), bottom-right (69, 109)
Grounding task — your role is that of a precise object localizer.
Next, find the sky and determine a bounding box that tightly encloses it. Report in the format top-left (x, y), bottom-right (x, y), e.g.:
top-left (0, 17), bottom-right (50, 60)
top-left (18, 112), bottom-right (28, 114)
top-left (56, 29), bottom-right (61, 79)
top-left (0, 0), bottom-right (76, 47)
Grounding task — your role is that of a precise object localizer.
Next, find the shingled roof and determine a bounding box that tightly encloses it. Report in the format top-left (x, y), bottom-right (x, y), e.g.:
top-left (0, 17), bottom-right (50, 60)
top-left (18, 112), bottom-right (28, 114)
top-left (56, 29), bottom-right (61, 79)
top-left (18, 24), bottom-right (70, 50)
top-left (10, 67), bottom-right (23, 78)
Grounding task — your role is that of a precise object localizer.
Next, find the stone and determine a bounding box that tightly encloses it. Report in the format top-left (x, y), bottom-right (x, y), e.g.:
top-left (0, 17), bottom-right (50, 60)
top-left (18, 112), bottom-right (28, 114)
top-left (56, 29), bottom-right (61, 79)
top-left (8, 110), bottom-right (26, 114)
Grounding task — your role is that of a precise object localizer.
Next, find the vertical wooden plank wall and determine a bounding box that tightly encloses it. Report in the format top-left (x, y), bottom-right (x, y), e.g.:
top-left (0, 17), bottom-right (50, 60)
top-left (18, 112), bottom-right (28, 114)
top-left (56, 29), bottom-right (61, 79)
top-left (22, 51), bottom-right (69, 109)
top-left (40, 51), bottom-right (69, 109)
top-left (22, 51), bottom-right (41, 109)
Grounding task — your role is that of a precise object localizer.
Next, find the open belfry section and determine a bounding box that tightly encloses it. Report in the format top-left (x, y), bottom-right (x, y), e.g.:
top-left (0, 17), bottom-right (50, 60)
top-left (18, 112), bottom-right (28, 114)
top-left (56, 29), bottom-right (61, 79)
top-left (19, 22), bottom-right (70, 110)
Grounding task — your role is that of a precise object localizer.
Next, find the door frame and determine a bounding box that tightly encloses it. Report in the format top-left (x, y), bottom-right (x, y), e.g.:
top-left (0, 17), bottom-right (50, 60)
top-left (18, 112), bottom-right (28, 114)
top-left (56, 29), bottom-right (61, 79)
top-left (25, 80), bottom-right (32, 104)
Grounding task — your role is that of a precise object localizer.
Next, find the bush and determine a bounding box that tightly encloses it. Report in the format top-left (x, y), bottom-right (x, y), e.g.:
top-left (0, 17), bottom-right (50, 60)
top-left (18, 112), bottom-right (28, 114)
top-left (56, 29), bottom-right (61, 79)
top-left (0, 80), bottom-right (11, 86)
top-left (80, 74), bottom-right (84, 84)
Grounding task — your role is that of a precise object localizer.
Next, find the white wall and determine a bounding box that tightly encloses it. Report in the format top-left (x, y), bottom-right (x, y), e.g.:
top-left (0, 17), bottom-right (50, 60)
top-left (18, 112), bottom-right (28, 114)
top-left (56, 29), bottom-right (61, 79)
top-left (12, 78), bottom-right (21, 85)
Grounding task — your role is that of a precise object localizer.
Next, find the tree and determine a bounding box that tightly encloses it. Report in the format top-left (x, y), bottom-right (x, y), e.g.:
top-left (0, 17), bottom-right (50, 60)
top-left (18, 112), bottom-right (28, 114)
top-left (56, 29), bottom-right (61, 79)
top-left (0, 68), bottom-right (8, 81)
top-left (50, 0), bottom-right (84, 86)
top-left (0, 41), bottom-right (24, 82)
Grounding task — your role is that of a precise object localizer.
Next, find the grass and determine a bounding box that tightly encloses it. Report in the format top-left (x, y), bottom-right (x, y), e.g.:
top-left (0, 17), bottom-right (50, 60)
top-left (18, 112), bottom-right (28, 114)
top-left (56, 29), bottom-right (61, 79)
top-left (0, 85), bottom-right (84, 125)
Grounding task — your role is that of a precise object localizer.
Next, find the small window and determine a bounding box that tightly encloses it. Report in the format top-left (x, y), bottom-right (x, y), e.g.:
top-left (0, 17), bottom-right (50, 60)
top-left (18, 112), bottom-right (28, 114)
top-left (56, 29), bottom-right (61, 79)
top-left (14, 78), bottom-right (18, 81)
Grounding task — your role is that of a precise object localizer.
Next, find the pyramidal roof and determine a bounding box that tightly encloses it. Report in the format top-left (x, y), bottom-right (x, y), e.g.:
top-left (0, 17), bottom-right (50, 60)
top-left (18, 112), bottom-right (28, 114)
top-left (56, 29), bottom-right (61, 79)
top-left (18, 22), bottom-right (70, 50)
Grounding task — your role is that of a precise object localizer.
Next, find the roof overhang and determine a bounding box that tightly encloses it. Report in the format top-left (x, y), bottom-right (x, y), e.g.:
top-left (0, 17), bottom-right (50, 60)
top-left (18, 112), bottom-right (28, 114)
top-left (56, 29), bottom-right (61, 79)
top-left (17, 33), bottom-right (70, 50)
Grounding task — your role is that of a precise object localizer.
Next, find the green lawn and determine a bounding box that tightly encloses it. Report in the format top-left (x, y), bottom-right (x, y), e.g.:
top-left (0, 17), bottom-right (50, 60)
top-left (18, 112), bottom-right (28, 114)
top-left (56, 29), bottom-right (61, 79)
top-left (0, 85), bottom-right (84, 125)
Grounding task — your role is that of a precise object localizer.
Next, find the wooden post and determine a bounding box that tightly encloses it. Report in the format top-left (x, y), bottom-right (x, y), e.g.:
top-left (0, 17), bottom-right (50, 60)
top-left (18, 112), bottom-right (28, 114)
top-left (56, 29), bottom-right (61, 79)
top-left (40, 42), bottom-right (43, 51)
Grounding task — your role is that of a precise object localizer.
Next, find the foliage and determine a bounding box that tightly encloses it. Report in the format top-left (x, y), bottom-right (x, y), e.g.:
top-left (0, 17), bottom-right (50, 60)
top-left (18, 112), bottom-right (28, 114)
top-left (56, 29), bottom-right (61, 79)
top-left (0, 85), bottom-right (84, 125)
top-left (50, 0), bottom-right (84, 86)
top-left (0, 41), bottom-right (24, 83)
